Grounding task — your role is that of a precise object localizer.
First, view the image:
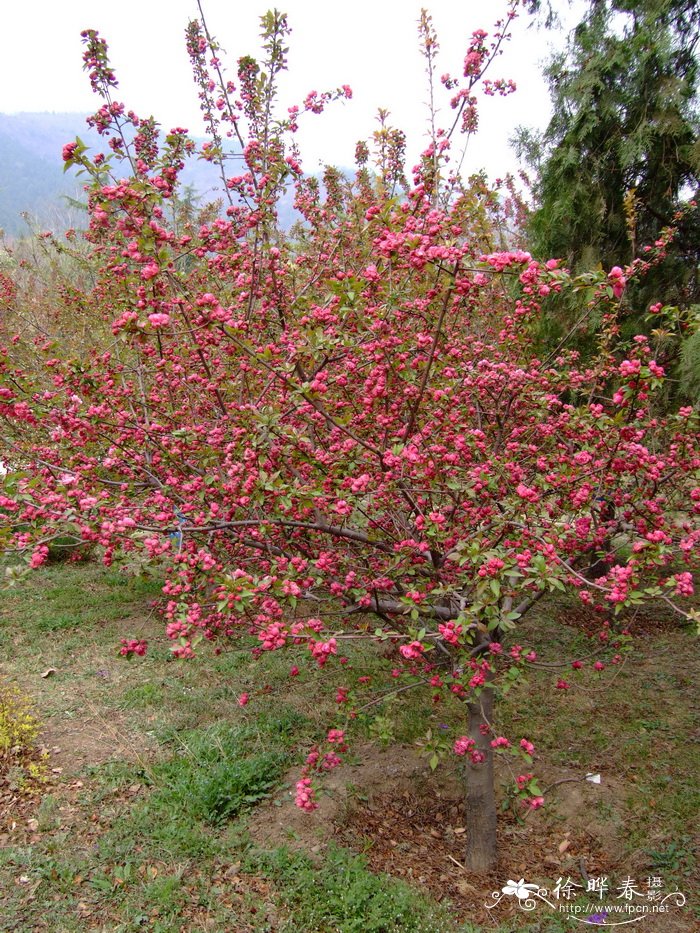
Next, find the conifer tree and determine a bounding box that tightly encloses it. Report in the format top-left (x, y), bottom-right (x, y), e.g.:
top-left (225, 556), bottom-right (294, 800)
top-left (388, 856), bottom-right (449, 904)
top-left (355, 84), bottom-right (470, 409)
top-left (518, 0), bottom-right (699, 358)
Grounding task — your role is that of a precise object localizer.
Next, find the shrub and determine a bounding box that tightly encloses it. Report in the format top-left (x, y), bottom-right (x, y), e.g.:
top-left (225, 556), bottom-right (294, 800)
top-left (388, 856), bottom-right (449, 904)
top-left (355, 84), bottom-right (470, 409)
top-left (0, 680), bottom-right (46, 789)
top-left (1, 3), bottom-right (698, 871)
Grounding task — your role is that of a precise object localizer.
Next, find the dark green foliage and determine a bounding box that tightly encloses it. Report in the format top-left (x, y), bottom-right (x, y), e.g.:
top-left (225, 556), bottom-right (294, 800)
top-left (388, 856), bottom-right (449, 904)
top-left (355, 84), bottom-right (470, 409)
top-left (679, 325), bottom-right (700, 402)
top-left (517, 0), bottom-right (699, 389)
top-left (519, 0), bottom-right (699, 326)
top-left (91, 715), bottom-right (309, 863)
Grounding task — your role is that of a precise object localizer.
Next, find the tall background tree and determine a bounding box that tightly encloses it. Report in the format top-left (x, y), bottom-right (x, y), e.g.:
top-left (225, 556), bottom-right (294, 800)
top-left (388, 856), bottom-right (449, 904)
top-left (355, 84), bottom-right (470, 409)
top-left (517, 0), bottom-right (700, 387)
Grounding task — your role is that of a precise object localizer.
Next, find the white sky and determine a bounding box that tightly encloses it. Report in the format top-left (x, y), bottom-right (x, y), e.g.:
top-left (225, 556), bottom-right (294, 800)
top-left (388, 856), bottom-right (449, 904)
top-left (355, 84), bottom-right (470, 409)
top-left (1, 0), bottom-right (577, 177)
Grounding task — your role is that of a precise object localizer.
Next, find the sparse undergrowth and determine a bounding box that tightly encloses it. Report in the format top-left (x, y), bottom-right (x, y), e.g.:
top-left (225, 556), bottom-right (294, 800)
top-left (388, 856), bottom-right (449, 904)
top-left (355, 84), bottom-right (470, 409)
top-left (0, 680), bottom-right (47, 793)
top-left (0, 563), bottom-right (697, 931)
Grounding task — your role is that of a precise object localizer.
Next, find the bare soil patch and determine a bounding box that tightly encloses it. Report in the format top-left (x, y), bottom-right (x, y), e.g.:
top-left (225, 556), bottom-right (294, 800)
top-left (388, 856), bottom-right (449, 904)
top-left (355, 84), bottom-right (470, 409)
top-left (247, 742), bottom-right (650, 928)
top-left (559, 597), bottom-right (690, 638)
top-left (40, 710), bottom-right (153, 776)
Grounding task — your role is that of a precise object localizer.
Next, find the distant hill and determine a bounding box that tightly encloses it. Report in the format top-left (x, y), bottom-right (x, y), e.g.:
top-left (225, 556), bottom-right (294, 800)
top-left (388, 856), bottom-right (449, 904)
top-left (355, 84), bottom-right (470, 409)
top-left (0, 112), bottom-right (351, 239)
top-left (0, 113), bottom-right (83, 236)
top-left (0, 112), bottom-right (241, 238)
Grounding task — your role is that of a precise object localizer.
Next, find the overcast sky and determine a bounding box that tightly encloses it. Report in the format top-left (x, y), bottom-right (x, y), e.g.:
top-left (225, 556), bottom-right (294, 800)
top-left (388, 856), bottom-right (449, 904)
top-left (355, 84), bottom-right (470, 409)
top-left (1, 0), bottom-right (578, 177)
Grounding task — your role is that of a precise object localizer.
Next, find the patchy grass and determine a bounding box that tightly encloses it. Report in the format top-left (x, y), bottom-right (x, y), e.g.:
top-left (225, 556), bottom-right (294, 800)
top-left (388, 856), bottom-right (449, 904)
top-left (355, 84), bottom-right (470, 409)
top-left (1, 563), bottom-right (162, 634)
top-left (0, 563), bottom-right (698, 931)
top-left (248, 845), bottom-right (458, 932)
top-left (502, 599), bottom-right (699, 884)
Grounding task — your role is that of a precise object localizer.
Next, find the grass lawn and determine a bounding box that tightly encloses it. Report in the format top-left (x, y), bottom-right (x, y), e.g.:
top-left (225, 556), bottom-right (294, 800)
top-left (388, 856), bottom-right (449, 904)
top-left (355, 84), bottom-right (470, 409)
top-left (0, 561), bottom-right (697, 931)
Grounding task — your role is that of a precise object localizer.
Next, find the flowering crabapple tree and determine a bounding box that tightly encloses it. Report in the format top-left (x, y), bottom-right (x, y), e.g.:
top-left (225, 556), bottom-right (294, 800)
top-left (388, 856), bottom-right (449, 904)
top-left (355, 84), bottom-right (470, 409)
top-left (1, 3), bottom-right (699, 871)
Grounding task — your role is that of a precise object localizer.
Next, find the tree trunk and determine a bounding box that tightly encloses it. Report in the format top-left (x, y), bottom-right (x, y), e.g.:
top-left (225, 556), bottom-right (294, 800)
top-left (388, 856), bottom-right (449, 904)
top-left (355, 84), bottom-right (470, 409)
top-left (464, 684), bottom-right (497, 872)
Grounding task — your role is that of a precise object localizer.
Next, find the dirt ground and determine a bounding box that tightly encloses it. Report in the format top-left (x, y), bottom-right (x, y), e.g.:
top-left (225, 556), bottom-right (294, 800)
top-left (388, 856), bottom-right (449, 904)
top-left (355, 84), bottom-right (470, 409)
top-left (246, 741), bottom-right (676, 929)
top-left (2, 578), bottom-right (696, 931)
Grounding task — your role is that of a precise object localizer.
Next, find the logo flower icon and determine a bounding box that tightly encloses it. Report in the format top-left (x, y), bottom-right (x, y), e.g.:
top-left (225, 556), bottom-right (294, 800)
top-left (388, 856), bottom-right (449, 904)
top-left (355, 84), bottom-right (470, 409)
top-left (502, 879), bottom-right (541, 899)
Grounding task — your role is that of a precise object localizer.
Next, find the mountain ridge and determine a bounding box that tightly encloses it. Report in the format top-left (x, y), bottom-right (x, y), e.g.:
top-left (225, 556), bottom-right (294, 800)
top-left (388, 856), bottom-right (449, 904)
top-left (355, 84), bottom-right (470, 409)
top-left (0, 112), bottom-right (239, 238)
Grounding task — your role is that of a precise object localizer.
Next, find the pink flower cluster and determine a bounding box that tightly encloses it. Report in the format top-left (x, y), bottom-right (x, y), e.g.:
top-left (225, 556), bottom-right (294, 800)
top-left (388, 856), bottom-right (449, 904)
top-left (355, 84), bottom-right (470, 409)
top-left (294, 777), bottom-right (317, 812)
top-left (399, 640), bottom-right (424, 660)
top-left (671, 572), bottom-right (694, 597)
top-left (453, 736), bottom-right (486, 764)
top-left (438, 621), bottom-right (463, 645)
top-left (308, 637), bottom-right (337, 666)
top-left (454, 736), bottom-right (475, 756)
top-left (119, 638), bottom-right (148, 658)
top-left (608, 265), bottom-right (626, 298)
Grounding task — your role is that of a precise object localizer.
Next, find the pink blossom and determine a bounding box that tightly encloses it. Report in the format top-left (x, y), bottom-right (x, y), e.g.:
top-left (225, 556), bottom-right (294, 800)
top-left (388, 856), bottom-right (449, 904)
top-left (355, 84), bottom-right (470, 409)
top-left (29, 545), bottom-right (49, 568)
top-left (671, 572), bottom-right (694, 597)
top-left (439, 621), bottom-right (463, 645)
top-left (333, 499), bottom-right (353, 516)
top-left (399, 641), bottom-right (424, 660)
top-left (119, 638), bottom-right (148, 658)
top-left (516, 483), bottom-right (539, 503)
top-left (141, 261), bottom-right (160, 280)
top-left (454, 736), bottom-right (475, 756)
top-left (309, 638), bottom-right (337, 666)
top-left (608, 266), bottom-right (626, 298)
top-left (294, 777), bottom-right (318, 812)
